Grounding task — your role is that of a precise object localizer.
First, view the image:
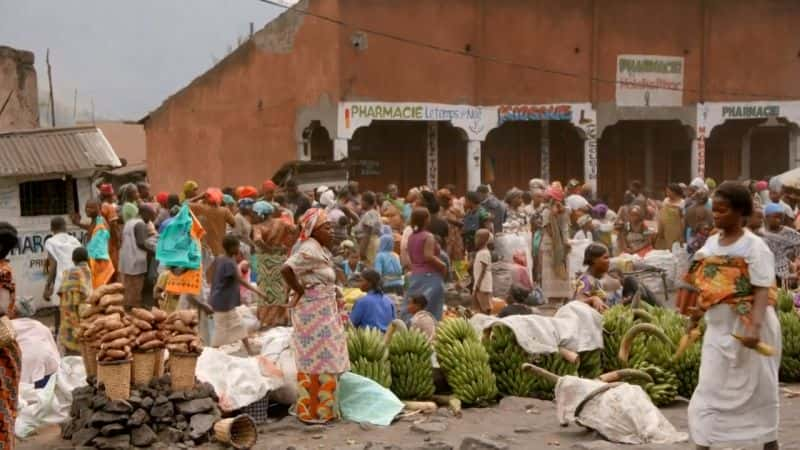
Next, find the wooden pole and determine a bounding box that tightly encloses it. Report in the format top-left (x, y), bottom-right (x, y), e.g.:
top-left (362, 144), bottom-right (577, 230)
top-left (46, 49), bottom-right (55, 127)
top-left (73, 88), bottom-right (78, 122)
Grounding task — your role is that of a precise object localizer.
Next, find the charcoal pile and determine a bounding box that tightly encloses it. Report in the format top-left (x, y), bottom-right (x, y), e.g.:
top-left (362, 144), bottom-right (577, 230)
top-left (62, 375), bottom-right (222, 449)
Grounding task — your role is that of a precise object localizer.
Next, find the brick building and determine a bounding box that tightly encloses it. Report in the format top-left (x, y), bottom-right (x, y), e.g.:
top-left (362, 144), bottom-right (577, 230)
top-left (0, 46), bottom-right (39, 131)
top-left (143, 0), bottom-right (800, 207)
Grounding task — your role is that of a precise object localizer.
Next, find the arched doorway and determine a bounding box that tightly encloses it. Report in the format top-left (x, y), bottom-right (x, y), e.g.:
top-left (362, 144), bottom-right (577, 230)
top-left (307, 121), bottom-right (333, 161)
top-left (483, 122), bottom-right (541, 194)
top-left (549, 121), bottom-right (584, 185)
top-left (598, 120), bottom-right (691, 209)
top-left (437, 123), bottom-right (468, 194)
top-left (348, 121), bottom-right (427, 193)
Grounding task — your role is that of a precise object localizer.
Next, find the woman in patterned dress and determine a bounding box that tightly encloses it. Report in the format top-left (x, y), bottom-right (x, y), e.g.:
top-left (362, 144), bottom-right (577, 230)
top-left (281, 208), bottom-right (349, 423)
top-left (252, 201), bottom-right (296, 328)
top-left (0, 222), bottom-right (21, 450)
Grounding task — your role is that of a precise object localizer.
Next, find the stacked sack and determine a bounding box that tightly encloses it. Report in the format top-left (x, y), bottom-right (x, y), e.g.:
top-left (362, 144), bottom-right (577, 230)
top-left (77, 284), bottom-right (133, 362)
top-left (131, 307), bottom-right (168, 351)
top-left (162, 310), bottom-right (204, 354)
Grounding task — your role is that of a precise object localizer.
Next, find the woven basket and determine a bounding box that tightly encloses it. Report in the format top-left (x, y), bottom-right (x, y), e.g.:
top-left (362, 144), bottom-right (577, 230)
top-left (169, 352), bottom-right (198, 391)
top-left (97, 359), bottom-right (131, 401)
top-left (80, 344), bottom-right (99, 378)
top-left (131, 350), bottom-right (158, 386)
top-left (213, 414), bottom-right (257, 449)
top-left (154, 348), bottom-right (166, 377)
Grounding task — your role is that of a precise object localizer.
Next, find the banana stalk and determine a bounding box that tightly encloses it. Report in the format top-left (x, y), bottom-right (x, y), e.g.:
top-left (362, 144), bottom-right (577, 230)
top-left (384, 319), bottom-right (407, 345)
top-left (597, 368), bottom-right (654, 384)
top-left (558, 347), bottom-right (580, 364)
top-left (732, 334), bottom-right (776, 356)
top-left (618, 323), bottom-right (674, 367)
top-left (672, 327), bottom-right (702, 362)
top-left (521, 363), bottom-right (560, 384)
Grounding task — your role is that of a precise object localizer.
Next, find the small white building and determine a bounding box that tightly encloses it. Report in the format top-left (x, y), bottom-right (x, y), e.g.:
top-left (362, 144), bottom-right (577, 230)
top-left (0, 126), bottom-right (121, 309)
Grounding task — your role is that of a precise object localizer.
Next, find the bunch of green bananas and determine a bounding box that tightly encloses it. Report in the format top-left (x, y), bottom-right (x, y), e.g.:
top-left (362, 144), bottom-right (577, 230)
top-left (484, 325), bottom-right (536, 397)
top-left (347, 327), bottom-right (391, 388)
top-left (578, 349), bottom-right (603, 379)
top-left (435, 318), bottom-right (498, 406)
top-left (778, 288), bottom-right (795, 313)
top-left (633, 362), bottom-right (679, 406)
top-left (528, 352), bottom-right (578, 400)
top-left (780, 311), bottom-right (800, 381)
top-left (602, 304), bottom-right (634, 372)
top-left (388, 328), bottom-right (435, 400)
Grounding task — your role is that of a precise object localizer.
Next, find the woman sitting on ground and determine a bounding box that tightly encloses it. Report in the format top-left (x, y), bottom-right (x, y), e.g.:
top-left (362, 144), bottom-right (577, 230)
top-left (349, 269), bottom-right (397, 333)
top-left (573, 243), bottom-right (611, 312)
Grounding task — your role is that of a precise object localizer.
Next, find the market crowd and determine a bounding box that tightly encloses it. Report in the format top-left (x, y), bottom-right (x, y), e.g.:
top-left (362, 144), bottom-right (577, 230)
top-left (1, 172), bottom-right (798, 449)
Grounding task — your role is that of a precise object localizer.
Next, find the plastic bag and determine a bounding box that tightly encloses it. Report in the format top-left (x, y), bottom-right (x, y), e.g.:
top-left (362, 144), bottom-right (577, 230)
top-left (338, 372), bottom-right (404, 426)
top-left (156, 204), bottom-right (202, 269)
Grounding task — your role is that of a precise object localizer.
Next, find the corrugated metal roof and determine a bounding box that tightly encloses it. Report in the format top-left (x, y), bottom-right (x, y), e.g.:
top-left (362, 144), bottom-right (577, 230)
top-left (0, 126), bottom-right (122, 177)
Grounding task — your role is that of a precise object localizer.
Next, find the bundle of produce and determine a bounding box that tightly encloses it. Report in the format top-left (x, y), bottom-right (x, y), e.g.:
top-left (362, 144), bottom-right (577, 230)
top-left (780, 310), bottom-right (800, 381)
top-left (388, 325), bottom-right (435, 400)
top-left (131, 307), bottom-right (169, 351)
top-left (601, 304), bottom-right (635, 372)
top-left (484, 324), bottom-right (536, 397)
top-left (778, 288), bottom-right (795, 313)
top-left (76, 284), bottom-right (134, 362)
top-left (577, 349), bottom-right (603, 379)
top-left (435, 318), bottom-right (497, 406)
top-left (347, 326), bottom-right (391, 388)
top-left (162, 310), bottom-right (204, 354)
top-left (528, 352), bottom-right (578, 400)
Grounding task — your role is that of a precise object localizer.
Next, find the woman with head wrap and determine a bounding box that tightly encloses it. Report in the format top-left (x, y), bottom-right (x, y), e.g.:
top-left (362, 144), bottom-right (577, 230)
top-left (374, 233), bottom-right (404, 295)
top-left (0, 223), bottom-right (21, 450)
top-left (252, 200), bottom-right (297, 328)
top-left (281, 208), bottom-right (349, 423)
top-left (539, 184), bottom-right (572, 301)
top-left (762, 202), bottom-right (800, 287)
top-left (503, 188), bottom-right (528, 234)
top-left (619, 205), bottom-right (654, 257)
top-left (119, 183), bottom-right (140, 223)
top-left (181, 180), bottom-right (199, 202)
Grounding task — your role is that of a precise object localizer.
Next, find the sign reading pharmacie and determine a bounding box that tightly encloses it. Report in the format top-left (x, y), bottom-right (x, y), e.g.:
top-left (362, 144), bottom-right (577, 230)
top-left (616, 54), bottom-right (684, 107)
top-left (337, 102), bottom-right (495, 140)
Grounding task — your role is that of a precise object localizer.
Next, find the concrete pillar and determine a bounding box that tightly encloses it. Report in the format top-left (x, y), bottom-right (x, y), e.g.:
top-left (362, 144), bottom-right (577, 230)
top-left (426, 122), bottom-right (439, 189)
top-left (789, 127), bottom-right (800, 169)
top-left (692, 126), bottom-right (707, 179)
top-left (540, 120), bottom-right (550, 183)
top-left (583, 122), bottom-right (598, 197)
top-left (467, 140), bottom-right (482, 191)
top-left (644, 123), bottom-right (654, 190)
top-left (333, 138), bottom-right (349, 161)
top-left (741, 128), bottom-right (752, 180)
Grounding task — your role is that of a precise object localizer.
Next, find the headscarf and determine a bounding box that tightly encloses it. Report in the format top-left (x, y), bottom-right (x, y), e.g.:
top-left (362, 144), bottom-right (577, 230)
top-left (238, 198), bottom-right (255, 210)
top-left (756, 180), bottom-right (769, 192)
top-left (222, 194), bottom-right (235, 206)
top-left (99, 183), bottom-right (114, 197)
top-left (239, 186), bottom-right (258, 199)
top-left (769, 176), bottom-right (783, 193)
top-left (546, 185), bottom-right (565, 203)
top-left (504, 188), bottom-right (523, 204)
top-left (380, 224), bottom-right (393, 236)
top-left (690, 177), bottom-right (706, 191)
top-left (320, 189), bottom-right (335, 208)
top-left (378, 233), bottom-right (395, 253)
top-left (121, 202), bottom-right (139, 223)
top-left (764, 202), bottom-right (784, 216)
top-left (156, 192), bottom-right (169, 207)
top-left (262, 180), bottom-right (277, 192)
top-left (591, 203), bottom-right (608, 218)
top-left (181, 180), bottom-right (199, 201)
top-left (253, 200), bottom-right (274, 219)
top-left (705, 178), bottom-right (717, 190)
top-left (298, 207), bottom-right (328, 242)
top-left (529, 178), bottom-right (547, 191)
top-left (204, 188), bottom-right (223, 206)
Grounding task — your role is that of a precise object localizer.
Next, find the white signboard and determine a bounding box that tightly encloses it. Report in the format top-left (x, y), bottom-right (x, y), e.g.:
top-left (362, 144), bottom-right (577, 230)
top-left (338, 102), bottom-right (496, 141)
top-left (616, 55), bottom-right (684, 107)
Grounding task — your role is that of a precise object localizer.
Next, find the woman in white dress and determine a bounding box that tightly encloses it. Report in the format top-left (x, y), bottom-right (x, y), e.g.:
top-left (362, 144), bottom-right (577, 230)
top-left (685, 181), bottom-right (780, 450)
top-left (540, 185), bottom-right (572, 301)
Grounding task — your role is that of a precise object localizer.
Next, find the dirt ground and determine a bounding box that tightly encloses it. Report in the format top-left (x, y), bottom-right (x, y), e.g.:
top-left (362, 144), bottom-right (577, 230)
top-left (17, 390), bottom-right (800, 450)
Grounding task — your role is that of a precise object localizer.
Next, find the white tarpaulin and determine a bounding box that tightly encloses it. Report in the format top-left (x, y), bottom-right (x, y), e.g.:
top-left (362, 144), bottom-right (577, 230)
top-left (471, 301), bottom-right (603, 354)
top-left (15, 356), bottom-right (87, 438)
top-left (195, 347), bottom-right (284, 412)
top-left (555, 375), bottom-right (687, 444)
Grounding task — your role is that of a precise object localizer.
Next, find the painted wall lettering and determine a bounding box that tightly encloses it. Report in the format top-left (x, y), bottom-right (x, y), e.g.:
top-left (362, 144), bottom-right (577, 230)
top-left (497, 104), bottom-right (572, 124)
top-left (721, 105), bottom-right (780, 119)
top-left (616, 55), bottom-right (684, 107)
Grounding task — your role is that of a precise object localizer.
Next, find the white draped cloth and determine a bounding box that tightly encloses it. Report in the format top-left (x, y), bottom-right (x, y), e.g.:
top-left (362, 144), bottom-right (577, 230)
top-left (688, 230), bottom-right (781, 447)
top-left (44, 232), bottom-right (82, 302)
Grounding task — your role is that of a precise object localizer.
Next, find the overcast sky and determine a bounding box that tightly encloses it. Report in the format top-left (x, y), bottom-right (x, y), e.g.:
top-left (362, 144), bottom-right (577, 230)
top-left (0, 0), bottom-right (288, 121)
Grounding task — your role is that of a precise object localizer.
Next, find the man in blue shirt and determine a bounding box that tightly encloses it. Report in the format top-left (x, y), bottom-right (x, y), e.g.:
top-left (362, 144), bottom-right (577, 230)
top-left (349, 269), bottom-right (396, 332)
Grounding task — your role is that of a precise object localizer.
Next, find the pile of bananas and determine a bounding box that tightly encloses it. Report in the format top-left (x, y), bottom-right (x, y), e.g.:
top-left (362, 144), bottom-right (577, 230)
top-left (484, 325), bottom-right (537, 397)
top-left (601, 305), bottom-right (635, 372)
top-left (388, 328), bottom-right (435, 400)
top-left (529, 352), bottom-right (578, 400)
top-left (635, 362), bottom-right (680, 406)
top-left (577, 349), bottom-right (603, 379)
top-left (779, 310), bottom-right (800, 381)
top-left (347, 327), bottom-right (391, 388)
top-left (435, 318), bottom-right (498, 406)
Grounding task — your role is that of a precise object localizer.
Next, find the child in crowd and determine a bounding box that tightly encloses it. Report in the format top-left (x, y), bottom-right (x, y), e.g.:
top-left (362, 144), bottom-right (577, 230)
top-left (573, 243), bottom-right (610, 312)
top-left (472, 229), bottom-right (493, 314)
top-left (498, 286), bottom-right (534, 318)
top-left (687, 222), bottom-right (711, 256)
top-left (349, 269), bottom-right (396, 332)
top-left (339, 243), bottom-right (364, 287)
top-left (374, 234), bottom-right (404, 295)
top-left (153, 268), bottom-right (182, 313)
top-left (209, 235), bottom-right (270, 355)
top-left (408, 295), bottom-right (436, 342)
top-left (58, 247), bottom-right (92, 355)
